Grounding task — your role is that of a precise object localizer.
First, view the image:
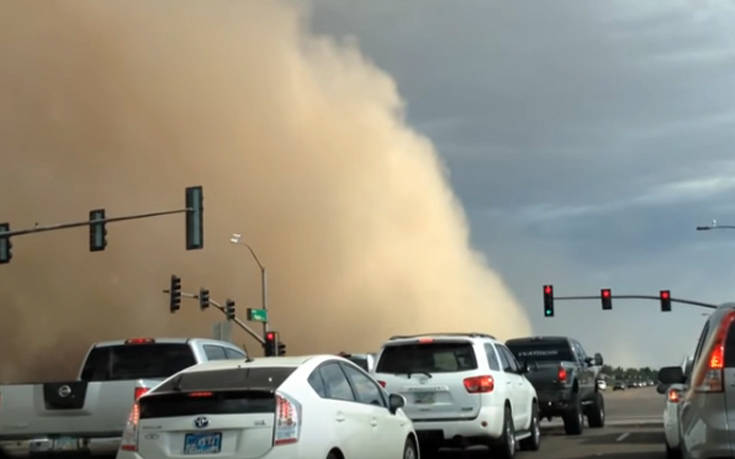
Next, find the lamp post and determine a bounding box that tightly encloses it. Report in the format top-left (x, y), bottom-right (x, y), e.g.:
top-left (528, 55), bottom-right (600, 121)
top-left (229, 233), bottom-right (268, 335)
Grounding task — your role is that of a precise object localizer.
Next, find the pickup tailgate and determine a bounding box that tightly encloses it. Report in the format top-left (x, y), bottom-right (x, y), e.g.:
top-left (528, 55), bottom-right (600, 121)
top-left (524, 361), bottom-right (576, 393)
top-left (0, 380), bottom-right (150, 437)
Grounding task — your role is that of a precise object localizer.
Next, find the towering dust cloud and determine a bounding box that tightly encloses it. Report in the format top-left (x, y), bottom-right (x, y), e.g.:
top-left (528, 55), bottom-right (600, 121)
top-left (0, 1), bottom-right (530, 380)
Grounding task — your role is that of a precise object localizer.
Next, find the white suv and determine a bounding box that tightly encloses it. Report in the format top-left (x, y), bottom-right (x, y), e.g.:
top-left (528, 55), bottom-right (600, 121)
top-left (373, 333), bottom-right (540, 458)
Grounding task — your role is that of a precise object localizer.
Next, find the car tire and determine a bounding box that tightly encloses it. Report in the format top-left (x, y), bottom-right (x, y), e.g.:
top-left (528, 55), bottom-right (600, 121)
top-left (587, 392), bottom-right (605, 428)
top-left (494, 404), bottom-right (516, 459)
top-left (519, 401), bottom-right (541, 451)
top-left (403, 437), bottom-right (418, 459)
top-left (326, 451), bottom-right (340, 459)
top-left (562, 394), bottom-right (584, 435)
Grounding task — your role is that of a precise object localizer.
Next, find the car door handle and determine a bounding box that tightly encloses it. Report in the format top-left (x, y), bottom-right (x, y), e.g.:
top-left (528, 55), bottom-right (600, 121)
top-left (336, 412), bottom-right (346, 423)
top-left (370, 418), bottom-right (378, 427)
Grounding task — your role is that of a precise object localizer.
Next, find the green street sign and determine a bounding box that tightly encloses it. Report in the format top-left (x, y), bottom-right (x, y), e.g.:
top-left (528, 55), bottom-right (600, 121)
top-left (247, 308), bottom-right (268, 322)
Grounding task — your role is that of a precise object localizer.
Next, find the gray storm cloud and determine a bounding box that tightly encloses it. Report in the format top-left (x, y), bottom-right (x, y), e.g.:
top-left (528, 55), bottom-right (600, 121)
top-left (0, 1), bottom-right (529, 381)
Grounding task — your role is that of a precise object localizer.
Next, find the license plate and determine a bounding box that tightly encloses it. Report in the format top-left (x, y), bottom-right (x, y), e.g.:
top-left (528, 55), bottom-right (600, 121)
top-left (52, 437), bottom-right (78, 451)
top-left (414, 392), bottom-right (435, 404)
top-left (184, 432), bottom-right (222, 455)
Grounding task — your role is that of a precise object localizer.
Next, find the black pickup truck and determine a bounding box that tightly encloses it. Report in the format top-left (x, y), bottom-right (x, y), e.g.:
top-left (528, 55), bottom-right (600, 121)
top-left (506, 336), bottom-right (605, 435)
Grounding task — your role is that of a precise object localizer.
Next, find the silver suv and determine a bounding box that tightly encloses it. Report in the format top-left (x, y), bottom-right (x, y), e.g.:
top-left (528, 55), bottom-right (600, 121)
top-left (373, 333), bottom-right (541, 459)
top-left (659, 302), bottom-right (735, 459)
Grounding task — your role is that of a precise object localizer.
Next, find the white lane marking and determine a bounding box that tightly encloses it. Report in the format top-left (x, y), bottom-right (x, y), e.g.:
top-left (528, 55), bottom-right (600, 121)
top-left (616, 432), bottom-right (630, 442)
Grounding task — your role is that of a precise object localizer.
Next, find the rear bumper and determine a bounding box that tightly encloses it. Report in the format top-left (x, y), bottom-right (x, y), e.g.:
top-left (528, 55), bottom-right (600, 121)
top-left (0, 436), bottom-right (120, 457)
top-left (412, 405), bottom-right (504, 445)
top-left (536, 389), bottom-right (575, 417)
top-left (116, 442), bottom-right (306, 459)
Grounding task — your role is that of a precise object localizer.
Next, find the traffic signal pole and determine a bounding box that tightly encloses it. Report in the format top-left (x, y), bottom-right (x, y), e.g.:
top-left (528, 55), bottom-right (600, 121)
top-left (552, 294), bottom-right (717, 309)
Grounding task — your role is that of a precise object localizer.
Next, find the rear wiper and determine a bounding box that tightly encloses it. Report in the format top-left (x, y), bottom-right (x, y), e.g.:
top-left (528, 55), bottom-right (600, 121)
top-left (406, 371), bottom-right (432, 379)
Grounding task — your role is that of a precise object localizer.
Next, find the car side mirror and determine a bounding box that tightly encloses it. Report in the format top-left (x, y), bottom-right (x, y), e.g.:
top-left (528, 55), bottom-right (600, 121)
top-left (519, 361), bottom-right (529, 374)
top-left (658, 366), bottom-right (685, 384)
top-left (388, 393), bottom-right (405, 415)
top-left (656, 383), bottom-right (668, 395)
top-left (594, 353), bottom-right (603, 366)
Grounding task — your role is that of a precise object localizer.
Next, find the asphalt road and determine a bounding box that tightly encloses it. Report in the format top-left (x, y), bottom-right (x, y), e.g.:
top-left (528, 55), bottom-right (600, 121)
top-left (433, 387), bottom-right (665, 459)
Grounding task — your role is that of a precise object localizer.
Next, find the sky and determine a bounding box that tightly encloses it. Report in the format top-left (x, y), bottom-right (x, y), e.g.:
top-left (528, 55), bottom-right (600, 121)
top-left (309, 0), bottom-right (735, 367)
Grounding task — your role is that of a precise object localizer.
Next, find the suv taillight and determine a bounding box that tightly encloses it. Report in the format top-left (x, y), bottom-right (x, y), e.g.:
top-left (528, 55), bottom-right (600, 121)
top-left (695, 311), bottom-right (735, 393)
top-left (274, 392), bottom-right (301, 446)
top-left (464, 375), bottom-right (494, 393)
top-left (668, 387), bottom-right (681, 403)
top-left (558, 367), bottom-right (568, 382)
top-left (120, 402), bottom-right (140, 452)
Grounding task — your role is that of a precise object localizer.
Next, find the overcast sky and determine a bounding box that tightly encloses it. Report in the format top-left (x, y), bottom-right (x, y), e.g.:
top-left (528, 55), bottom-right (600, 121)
top-left (309, 0), bottom-right (735, 368)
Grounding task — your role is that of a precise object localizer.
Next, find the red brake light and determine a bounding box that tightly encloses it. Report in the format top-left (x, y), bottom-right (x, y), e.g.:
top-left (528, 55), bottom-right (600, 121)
top-left (668, 388), bottom-right (681, 403)
top-left (463, 375), bottom-right (494, 393)
top-left (125, 338), bottom-right (155, 345)
top-left (120, 402), bottom-right (140, 451)
top-left (694, 310), bottom-right (735, 393)
top-left (188, 391), bottom-right (214, 398)
top-left (134, 387), bottom-right (149, 401)
top-left (418, 338), bottom-right (434, 344)
top-left (558, 367), bottom-right (568, 382)
top-left (710, 345), bottom-right (725, 370)
top-left (378, 380), bottom-right (387, 388)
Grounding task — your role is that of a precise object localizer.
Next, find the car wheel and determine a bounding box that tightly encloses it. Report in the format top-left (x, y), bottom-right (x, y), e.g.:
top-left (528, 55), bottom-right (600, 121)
top-left (519, 402), bottom-right (541, 451)
top-left (327, 452), bottom-right (340, 459)
top-left (403, 437), bottom-right (418, 459)
top-left (494, 404), bottom-right (516, 459)
top-left (587, 392), bottom-right (605, 428)
top-left (562, 394), bottom-right (584, 435)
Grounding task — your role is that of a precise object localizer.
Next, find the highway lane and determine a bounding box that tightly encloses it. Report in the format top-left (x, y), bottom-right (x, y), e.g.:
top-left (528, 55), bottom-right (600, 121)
top-left (433, 386), bottom-right (665, 458)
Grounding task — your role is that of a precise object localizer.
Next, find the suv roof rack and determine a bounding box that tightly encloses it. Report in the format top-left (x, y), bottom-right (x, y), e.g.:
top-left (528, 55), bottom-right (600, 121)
top-left (388, 332), bottom-right (496, 341)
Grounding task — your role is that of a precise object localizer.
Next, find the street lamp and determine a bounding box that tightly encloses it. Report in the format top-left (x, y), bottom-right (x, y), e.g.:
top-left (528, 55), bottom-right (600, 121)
top-left (696, 219), bottom-right (735, 231)
top-left (229, 233), bottom-right (268, 335)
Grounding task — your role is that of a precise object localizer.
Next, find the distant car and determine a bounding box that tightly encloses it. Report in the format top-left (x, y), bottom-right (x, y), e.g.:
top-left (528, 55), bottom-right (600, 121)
top-left (627, 381), bottom-right (637, 388)
top-left (596, 379), bottom-right (608, 391)
top-left (613, 381), bottom-right (626, 391)
top-left (115, 355), bottom-right (418, 459)
top-left (336, 352), bottom-right (376, 372)
top-left (374, 333), bottom-right (541, 458)
top-left (659, 303), bottom-right (735, 459)
top-left (659, 357), bottom-right (691, 459)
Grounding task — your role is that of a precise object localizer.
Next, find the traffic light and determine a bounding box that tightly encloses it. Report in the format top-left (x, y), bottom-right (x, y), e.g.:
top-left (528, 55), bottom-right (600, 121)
top-left (185, 186), bottom-right (204, 250)
top-left (278, 341), bottom-right (286, 356)
top-left (170, 275), bottom-right (182, 313)
top-left (543, 285), bottom-right (554, 317)
top-left (0, 223), bottom-right (11, 264)
top-left (264, 331), bottom-right (278, 356)
top-left (660, 290), bottom-right (672, 312)
top-left (89, 209), bottom-right (107, 252)
top-left (225, 299), bottom-right (236, 320)
top-left (199, 288), bottom-right (210, 310)
top-left (601, 288), bottom-right (612, 310)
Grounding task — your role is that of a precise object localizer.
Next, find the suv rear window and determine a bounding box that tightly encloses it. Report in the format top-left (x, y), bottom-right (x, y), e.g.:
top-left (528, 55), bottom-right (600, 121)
top-left (80, 344), bottom-right (196, 381)
top-left (506, 340), bottom-right (575, 362)
top-left (376, 342), bottom-right (477, 373)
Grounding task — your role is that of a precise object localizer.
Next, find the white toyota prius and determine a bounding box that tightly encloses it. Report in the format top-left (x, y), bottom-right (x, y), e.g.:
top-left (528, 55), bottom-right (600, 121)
top-left (116, 355), bottom-right (419, 459)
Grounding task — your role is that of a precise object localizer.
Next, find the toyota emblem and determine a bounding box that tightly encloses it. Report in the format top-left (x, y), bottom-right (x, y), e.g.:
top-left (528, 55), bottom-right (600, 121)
top-left (58, 385), bottom-right (72, 398)
top-left (194, 416), bottom-right (209, 429)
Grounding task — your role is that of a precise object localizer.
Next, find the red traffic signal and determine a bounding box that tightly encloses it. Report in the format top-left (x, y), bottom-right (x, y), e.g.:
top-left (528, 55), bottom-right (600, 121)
top-left (543, 285), bottom-right (554, 317)
top-left (660, 290), bottom-right (672, 312)
top-left (264, 331), bottom-right (278, 356)
top-left (601, 289), bottom-right (612, 310)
